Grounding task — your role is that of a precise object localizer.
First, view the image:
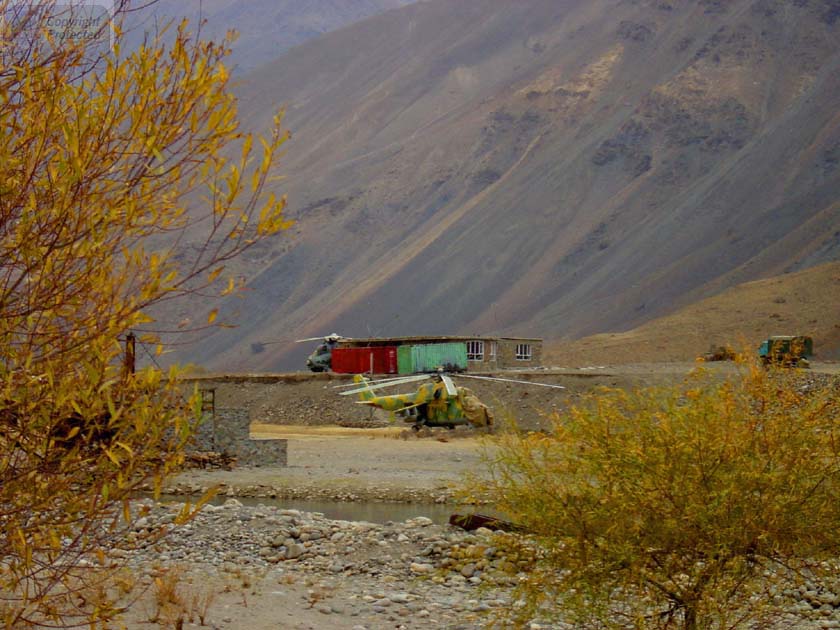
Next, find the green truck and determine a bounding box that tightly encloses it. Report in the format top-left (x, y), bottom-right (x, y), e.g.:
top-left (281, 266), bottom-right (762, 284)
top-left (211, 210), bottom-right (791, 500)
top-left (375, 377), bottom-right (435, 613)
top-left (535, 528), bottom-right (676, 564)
top-left (758, 335), bottom-right (813, 367)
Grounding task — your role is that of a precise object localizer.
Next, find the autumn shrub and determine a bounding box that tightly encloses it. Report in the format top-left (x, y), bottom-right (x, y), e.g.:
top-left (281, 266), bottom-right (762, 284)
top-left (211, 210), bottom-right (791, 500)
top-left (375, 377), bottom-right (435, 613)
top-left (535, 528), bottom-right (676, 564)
top-left (473, 363), bottom-right (840, 629)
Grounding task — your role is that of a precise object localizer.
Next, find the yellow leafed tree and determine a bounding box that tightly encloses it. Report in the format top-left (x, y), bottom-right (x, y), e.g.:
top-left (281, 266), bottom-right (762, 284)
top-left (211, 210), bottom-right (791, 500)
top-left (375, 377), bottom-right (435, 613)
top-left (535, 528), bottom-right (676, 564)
top-left (470, 364), bottom-right (840, 629)
top-left (0, 1), bottom-right (290, 625)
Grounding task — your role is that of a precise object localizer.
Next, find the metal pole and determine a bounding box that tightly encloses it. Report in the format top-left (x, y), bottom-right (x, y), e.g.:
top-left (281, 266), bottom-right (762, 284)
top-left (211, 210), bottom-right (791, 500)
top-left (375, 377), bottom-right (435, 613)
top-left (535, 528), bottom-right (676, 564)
top-left (369, 352), bottom-right (374, 422)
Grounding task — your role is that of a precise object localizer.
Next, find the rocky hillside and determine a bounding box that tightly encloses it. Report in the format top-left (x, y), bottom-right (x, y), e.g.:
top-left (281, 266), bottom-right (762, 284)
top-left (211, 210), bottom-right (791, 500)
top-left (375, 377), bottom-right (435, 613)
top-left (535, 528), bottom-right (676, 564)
top-left (169, 0), bottom-right (840, 371)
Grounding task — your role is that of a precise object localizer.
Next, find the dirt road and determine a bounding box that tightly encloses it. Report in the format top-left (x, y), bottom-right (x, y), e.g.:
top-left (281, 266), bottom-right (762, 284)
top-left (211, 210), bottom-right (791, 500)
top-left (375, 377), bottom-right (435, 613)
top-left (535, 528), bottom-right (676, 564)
top-left (172, 426), bottom-right (488, 503)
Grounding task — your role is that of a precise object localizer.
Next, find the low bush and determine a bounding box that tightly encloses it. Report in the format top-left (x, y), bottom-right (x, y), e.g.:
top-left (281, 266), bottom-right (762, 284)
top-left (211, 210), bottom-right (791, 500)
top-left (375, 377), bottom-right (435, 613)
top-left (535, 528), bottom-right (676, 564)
top-left (472, 363), bottom-right (840, 629)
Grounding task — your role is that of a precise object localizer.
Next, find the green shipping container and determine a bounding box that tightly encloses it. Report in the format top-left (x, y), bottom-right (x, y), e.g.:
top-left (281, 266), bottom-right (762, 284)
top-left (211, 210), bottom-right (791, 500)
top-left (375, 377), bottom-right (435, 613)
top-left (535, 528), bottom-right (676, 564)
top-left (397, 345), bottom-right (413, 374)
top-left (397, 342), bottom-right (468, 374)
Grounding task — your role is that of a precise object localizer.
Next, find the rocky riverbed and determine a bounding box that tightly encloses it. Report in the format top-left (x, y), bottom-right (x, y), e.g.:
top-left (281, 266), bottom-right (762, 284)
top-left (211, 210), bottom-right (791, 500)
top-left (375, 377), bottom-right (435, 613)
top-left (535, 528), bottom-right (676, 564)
top-left (118, 497), bottom-right (539, 630)
top-left (116, 497), bottom-right (840, 630)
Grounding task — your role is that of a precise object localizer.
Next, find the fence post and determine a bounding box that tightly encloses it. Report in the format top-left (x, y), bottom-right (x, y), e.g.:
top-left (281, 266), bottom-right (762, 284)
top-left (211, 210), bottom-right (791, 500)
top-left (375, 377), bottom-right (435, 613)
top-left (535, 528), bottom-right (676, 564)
top-left (123, 332), bottom-right (136, 378)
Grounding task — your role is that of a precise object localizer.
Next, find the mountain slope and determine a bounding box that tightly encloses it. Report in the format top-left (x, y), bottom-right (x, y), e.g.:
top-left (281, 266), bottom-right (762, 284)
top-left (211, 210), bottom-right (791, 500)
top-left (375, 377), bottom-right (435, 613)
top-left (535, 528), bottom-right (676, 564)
top-left (544, 261), bottom-right (840, 366)
top-left (177, 0), bottom-right (840, 371)
top-left (122, 0), bottom-right (413, 73)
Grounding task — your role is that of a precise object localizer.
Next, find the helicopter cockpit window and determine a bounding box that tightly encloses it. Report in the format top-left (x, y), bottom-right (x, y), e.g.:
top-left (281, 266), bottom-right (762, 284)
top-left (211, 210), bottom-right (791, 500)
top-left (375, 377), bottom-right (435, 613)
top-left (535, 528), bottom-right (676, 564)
top-left (467, 340), bottom-right (484, 361)
top-left (316, 344), bottom-right (329, 354)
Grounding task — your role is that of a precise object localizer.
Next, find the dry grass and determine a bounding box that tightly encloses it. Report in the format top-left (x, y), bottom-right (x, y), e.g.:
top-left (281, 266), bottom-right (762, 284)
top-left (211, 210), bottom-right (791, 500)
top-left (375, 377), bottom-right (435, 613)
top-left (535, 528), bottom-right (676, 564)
top-left (250, 423), bottom-right (485, 442)
top-left (142, 566), bottom-right (219, 628)
top-left (249, 424), bottom-right (404, 439)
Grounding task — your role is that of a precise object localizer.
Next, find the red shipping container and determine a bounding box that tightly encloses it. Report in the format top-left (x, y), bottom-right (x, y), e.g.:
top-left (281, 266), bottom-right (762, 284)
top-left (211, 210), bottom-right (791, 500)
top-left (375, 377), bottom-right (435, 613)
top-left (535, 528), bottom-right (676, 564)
top-left (331, 346), bottom-right (398, 374)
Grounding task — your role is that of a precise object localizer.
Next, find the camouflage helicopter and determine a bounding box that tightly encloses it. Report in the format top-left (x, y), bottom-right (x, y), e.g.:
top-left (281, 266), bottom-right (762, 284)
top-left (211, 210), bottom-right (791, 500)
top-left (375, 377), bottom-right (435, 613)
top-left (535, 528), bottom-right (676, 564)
top-left (339, 372), bottom-right (493, 431)
top-left (337, 371), bottom-right (565, 432)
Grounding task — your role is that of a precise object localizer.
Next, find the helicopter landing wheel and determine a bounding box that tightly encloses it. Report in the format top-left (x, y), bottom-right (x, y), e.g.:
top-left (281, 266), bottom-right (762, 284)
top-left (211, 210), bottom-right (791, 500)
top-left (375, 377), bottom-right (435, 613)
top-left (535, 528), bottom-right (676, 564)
top-left (446, 424), bottom-right (455, 430)
top-left (411, 424), bottom-right (421, 432)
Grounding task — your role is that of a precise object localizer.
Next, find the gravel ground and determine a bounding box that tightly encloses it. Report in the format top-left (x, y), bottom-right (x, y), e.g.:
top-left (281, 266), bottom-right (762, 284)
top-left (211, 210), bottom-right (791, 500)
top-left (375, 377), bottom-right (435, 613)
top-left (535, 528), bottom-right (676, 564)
top-left (181, 365), bottom-right (699, 433)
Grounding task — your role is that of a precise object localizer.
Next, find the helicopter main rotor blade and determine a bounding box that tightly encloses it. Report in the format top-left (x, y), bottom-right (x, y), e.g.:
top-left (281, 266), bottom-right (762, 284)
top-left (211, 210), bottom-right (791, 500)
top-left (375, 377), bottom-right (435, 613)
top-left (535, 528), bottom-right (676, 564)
top-left (333, 374), bottom-right (429, 389)
top-left (339, 374), bottom-right (430, 396)
top-left (295, 332), bottom-right (348, 343)
top-left (356, 400), bottom-right (424, 411)
top-left (440, 374), bottom-right (457, 396)
top-left (457, 374), bottom-right (566, 389)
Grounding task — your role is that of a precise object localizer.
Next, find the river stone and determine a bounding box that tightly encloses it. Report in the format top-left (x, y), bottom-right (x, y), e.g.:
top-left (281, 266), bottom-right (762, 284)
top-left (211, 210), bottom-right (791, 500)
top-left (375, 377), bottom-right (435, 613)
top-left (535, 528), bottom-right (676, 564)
top-left (285, 543), bottom-right (305, 560)
top-left (410, 562), bottom-right (434, 574)
top-left (280, 509), bottom-right (302, 517)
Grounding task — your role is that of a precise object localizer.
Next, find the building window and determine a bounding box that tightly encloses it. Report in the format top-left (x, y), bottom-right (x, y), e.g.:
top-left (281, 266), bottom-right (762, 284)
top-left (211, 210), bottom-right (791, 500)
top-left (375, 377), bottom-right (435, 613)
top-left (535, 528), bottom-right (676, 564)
top-left (488, 341), bottom-right (497, 361)
top-left (515, 343), bottom-right (532, 361)
top-left (467, 340), bottom-right (484, 361)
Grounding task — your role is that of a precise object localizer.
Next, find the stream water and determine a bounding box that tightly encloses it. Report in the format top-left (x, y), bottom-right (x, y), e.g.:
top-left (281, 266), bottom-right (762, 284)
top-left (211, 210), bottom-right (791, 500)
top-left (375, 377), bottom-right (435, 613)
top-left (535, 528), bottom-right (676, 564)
top-left (156, 494), bottom-right (459, 525)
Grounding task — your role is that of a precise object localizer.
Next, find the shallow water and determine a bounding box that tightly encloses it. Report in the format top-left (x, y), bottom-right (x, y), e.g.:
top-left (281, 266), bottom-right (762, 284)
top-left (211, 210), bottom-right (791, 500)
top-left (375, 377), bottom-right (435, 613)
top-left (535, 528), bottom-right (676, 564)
top-left (156, 494), bottom-right (459, 525)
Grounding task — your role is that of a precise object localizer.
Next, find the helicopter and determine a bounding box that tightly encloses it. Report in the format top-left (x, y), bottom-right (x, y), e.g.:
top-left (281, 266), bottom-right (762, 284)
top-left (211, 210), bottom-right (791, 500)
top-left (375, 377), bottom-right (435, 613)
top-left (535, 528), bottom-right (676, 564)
top-left (337, 370), bottom-right (567, 432)
top-left (296, 333), bottom-right (346, 372)
top-left (339, 372), bottom-right (494, 431)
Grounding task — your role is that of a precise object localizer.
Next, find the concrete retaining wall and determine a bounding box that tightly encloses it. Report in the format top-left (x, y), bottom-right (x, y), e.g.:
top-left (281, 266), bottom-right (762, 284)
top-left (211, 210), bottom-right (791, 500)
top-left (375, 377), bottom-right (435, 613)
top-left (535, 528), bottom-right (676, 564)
top-left (192, 407), bottom-right (287, 467)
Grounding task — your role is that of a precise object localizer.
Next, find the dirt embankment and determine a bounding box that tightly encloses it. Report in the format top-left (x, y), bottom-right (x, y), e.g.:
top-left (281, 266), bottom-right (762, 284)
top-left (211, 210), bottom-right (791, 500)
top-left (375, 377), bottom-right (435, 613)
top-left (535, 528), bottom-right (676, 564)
top-left (182, 365), bottom-right (702, 433)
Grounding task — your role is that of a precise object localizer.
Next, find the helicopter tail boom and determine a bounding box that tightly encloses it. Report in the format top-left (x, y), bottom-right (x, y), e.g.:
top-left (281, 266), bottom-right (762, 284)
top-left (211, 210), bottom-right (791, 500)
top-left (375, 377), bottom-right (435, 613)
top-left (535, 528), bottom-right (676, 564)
top-left (352, 374), bottom-right (377, 402)
top-left (350, 374), bottom-right (425, 412)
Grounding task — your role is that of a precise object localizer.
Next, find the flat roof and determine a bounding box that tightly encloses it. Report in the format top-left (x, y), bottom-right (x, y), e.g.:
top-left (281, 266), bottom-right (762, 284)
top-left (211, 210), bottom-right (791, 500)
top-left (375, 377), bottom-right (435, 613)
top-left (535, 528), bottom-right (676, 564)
top-left (339, 335), bottom-right (542, 344)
